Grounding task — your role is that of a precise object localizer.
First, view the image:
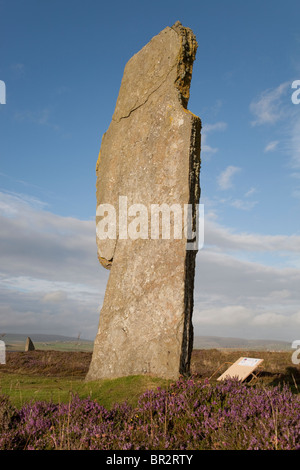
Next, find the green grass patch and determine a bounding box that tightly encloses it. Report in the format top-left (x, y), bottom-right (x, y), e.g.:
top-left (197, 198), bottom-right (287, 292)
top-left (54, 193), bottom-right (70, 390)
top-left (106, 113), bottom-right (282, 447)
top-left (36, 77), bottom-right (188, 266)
top-left (0, 373), bottom-right (169, 410)
top-left (6, 341), bottom-right (94, 352)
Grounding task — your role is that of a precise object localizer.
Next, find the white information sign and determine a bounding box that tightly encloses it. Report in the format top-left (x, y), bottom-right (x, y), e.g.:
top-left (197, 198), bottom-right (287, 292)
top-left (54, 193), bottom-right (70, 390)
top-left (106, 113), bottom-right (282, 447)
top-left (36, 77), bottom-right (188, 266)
top-left (238, 358), bottom-right (261, 367)
top-left (217, 356), bottom-right (264, 382)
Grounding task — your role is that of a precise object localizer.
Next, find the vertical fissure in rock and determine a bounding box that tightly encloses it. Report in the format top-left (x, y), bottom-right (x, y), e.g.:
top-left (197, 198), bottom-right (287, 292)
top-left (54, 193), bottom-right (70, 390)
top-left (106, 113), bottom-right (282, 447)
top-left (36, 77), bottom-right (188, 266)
top-left (180, 117), bottom-right (201, 376)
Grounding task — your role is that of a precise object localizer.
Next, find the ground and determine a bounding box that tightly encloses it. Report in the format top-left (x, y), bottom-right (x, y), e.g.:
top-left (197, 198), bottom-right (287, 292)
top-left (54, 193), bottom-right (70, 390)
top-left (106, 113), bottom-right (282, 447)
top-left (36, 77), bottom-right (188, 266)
top-left (0, 348), bottom-right (299, 410)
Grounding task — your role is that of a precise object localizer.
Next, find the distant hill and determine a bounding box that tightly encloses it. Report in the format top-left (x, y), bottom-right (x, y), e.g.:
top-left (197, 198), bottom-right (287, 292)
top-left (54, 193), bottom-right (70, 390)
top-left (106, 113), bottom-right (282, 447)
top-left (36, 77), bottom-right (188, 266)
top-left (1, 333), bottom-right (92, 343)
top-left (0, 333), bottom-right (291, 352)
top-left (193, 335), bottom-right (291, 351)
top-left (1, 333), bottom-right (93, 352)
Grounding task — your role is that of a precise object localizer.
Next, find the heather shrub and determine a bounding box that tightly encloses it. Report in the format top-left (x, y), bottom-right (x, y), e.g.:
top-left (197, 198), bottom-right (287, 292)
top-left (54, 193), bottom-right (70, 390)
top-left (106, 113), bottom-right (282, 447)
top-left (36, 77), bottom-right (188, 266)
top-left (0, 378), bottom-right (299, 450)
top-left (0, 395), bottom-right (19, 432)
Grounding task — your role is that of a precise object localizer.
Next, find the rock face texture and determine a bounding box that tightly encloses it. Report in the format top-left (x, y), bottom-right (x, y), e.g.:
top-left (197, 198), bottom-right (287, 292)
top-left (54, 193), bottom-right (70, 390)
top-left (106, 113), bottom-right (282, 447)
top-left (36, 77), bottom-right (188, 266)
top-left (86, 21), bottom-right (201, 381)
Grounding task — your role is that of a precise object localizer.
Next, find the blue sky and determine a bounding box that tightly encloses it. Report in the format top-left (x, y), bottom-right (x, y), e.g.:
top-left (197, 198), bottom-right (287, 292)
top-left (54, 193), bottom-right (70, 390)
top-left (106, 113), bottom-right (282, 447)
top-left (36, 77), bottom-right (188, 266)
top-left (1, 0), bottom-right (300, 342)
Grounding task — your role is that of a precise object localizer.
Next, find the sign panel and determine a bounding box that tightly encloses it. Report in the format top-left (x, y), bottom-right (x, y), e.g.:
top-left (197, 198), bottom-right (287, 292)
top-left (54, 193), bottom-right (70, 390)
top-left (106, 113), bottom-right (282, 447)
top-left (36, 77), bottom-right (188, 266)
top-left (238, 358), bottom-right (261, 367)
top-left (217, 357), bottom-right (263, 382)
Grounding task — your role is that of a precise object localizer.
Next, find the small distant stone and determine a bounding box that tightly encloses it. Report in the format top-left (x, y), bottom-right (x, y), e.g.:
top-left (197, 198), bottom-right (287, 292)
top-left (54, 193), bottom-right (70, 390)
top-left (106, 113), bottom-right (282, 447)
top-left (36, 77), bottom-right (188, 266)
top-left (25, 337), bottom-right (35, 352)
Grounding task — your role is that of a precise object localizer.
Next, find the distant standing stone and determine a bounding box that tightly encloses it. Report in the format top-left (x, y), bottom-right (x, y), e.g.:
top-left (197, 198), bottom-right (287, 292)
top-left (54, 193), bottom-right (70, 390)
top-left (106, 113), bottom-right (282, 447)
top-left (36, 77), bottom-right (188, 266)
top-left (0, 340), bottom-right (5, 364)
top-left (25, 337), bottom-right (35, 351)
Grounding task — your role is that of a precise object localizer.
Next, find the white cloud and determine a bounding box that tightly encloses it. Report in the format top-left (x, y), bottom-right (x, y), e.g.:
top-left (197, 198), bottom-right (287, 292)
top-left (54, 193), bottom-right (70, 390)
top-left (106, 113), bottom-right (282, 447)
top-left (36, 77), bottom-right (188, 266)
top-left (250, 81), bottom-right (290, 126)
top-left (204, 217), bottom-right (300, 255)
top-left (0, 191), bottom-right (108, 339)
top-left (0, 190), bottom-right (48, 217)
top-left (194, 247), bottom-right (300, 341)
top-left (42, 291), bottom-right (68, 303)
top-left (292, 189), bottom-right (300, 199)
top-left (250, 82), bottom-right (300, 171)
top-left (217, 165), bottom-right (241, 190)
top-left (252, 312), bottom-right (286, 326)
top-left (264, 140), bottom-right (279, 152)
top-left (201, 121), bottom-right (227, 157)
top-left (230, 199), bottom-right (258, 211)
top-left (14, 107), bottom-right (60, 131)
top-left (1, 190), bottom-right (300, 342)
top-left (204, 122), bottom-right (227, 133)
top-left (194, 305), bottom-right (252, 326)
top-left (244, 187), bottom-right (258, 197)
top-left (287, 117), bottom-right (300, 169)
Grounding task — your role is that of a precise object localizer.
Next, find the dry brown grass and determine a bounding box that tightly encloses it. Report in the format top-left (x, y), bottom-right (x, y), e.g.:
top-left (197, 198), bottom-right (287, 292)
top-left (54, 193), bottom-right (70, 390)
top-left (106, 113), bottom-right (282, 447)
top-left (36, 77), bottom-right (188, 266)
top-left (0, 350), bottom-right (91, 377)
top-left (1, 348), bottom-right (299, 391)
top-left (191, 349), bottom-right (300, 390)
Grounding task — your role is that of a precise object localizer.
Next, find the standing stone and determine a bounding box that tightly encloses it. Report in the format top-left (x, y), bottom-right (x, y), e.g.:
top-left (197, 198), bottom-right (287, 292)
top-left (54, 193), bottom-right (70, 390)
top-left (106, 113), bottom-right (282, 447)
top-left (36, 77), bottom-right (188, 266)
top-left (25, 337), bottom-right (35, 352)
top-left (0, 340), bottom-right (5, 364)
top-left (86, 21), bottom-right (201, 381)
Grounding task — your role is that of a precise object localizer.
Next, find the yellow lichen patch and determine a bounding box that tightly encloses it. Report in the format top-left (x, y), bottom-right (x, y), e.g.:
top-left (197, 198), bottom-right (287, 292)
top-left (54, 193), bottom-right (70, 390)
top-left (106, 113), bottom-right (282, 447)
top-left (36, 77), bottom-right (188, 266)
top-left (182, 107), bottom-right (200, 120)
top-left (97, 253), bottom-right (112, 270)
top-left (96, 149), bottom-right (101, 172)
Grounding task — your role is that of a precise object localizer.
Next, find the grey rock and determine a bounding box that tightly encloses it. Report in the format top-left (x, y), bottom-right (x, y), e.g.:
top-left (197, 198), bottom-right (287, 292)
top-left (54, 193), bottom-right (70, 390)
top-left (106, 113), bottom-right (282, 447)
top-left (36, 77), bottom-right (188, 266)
top-left (86, 21), bottom-right (201, 381)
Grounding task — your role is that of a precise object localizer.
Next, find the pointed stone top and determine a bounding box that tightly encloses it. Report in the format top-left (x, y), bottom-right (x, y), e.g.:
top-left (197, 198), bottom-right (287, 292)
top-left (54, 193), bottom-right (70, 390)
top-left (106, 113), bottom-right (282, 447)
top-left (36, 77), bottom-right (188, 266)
top-left (25, 336), bottom-right (35, 352)
top-left (111, 21), bottom-right (198, 123)
top-left (172, 20), bottom-right (182, 27)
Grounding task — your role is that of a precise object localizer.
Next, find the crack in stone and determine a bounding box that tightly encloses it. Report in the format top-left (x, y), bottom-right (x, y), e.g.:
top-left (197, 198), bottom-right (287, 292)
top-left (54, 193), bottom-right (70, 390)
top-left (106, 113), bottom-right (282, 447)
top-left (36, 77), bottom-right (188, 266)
top-left (112, 22), bottom-right (196, 123)
top-left (113, 62), bottom-right (177, 123)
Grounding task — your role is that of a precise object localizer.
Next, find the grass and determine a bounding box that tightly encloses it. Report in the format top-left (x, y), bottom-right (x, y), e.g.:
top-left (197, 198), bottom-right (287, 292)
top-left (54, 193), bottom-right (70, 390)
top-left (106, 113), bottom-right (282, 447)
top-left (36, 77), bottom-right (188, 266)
top-left (0, 373), bottom-right (169, 409)
top-left (6, 341), bottom-right (93, 352)
top-left (0, 348), bottom-right (299, 410)
top-left (1, 349), bottom-right (300, 450)
top-left (191, 348), bottom-right (300, 391)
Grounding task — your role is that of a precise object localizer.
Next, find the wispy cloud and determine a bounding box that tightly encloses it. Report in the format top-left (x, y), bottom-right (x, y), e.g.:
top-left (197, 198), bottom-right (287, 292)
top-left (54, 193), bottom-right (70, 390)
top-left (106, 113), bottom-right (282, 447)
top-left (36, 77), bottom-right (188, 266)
top-left (14, 107), bottom-right (60, 131)
top-left (264, 140), bottom-right (279, 152)
top-left (10, 63), bottom-right (25, 77)
top-left (230, 199), bottom-right (258, 211)
top-left (201, 121), bottom-right (227, 157)
top-left (292, 188), bottom-right (300, 199)
top-left (204, 122), bottom-right (227, 133)
top-left (217, 165), bottom-right (241, 190)
top-left (244, 187), bottom-right (258, 197)
top-left (204, 216), bottom-right (300, 255)
top-left (250, 81), bottom-right (290, 126)
top-left (250, 81), bottom-right (300, 173)
top-left (0, 190), bottom-right (48, 217)
top-left (286, 117), bottom-right (300, 169)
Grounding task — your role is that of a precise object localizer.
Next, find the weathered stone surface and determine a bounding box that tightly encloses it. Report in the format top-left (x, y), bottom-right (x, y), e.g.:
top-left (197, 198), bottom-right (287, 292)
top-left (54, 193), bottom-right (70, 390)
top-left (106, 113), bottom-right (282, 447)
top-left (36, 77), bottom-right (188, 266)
top-left (25, 337), bottom-right (35, 352)
top-left (86, 21), bottom-right (201, 381)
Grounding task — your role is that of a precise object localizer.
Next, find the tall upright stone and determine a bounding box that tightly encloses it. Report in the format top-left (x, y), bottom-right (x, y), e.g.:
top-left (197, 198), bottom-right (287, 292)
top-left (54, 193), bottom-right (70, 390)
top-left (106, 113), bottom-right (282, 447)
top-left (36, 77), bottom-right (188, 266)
top-left (86, 21), bottom-right (201, 381)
